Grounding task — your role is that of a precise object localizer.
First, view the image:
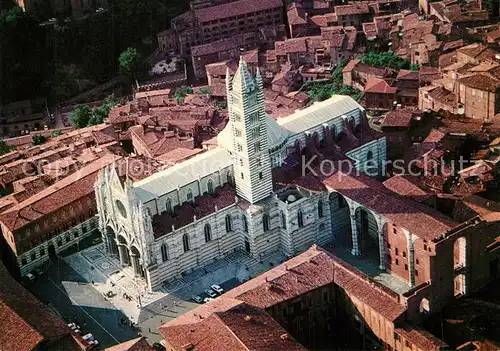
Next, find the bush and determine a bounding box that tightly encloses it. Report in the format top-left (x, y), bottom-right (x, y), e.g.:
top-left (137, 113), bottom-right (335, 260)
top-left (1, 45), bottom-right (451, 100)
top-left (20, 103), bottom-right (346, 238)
top-left (175, 86), bottom-right (193, 103)
top-left (50, 130), bottom-right (62, 137)
top-left (198, 87), bottom-right (210, 95)
top-left (0, 140), bottom-right (14, 156)
top-left (32, 134), bottom-right (46, 145)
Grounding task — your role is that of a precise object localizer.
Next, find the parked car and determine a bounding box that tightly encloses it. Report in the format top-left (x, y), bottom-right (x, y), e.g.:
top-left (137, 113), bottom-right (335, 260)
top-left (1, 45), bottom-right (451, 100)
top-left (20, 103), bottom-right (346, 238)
top-left (26, 273), bottom-right (36, 281)
top-left (34, 267), bottom-right (45, 276)
top-left (210, 284), bottom-right (224, 294)
top-left (204, 289), bottom-right (217, 298)
top-left (203, 297), bottom-right (214, 303)
top-left (192, 295), bottom-right (203, 303)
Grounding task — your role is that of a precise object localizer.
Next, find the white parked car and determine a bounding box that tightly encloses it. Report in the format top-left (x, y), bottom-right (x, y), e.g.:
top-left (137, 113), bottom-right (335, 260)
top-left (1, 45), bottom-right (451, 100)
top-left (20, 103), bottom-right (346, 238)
top-left (210, 284), bottom-right (224, 294)
top-left (192, 295), bottom-right (203, 303)
top-left (26, 273), bottom-right (36, 281)
top-left (204, 289), bottom-right (217, 298)
top-left (203, 297), bottom-right (214, 303)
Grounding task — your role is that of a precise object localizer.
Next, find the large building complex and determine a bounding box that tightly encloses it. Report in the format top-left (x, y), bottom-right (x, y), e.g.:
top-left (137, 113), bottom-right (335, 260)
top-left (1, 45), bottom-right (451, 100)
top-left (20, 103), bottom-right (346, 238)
top-left (157, 0), bottom-right (285, 57)
top-left (95, 59), bottom-right (386, 290)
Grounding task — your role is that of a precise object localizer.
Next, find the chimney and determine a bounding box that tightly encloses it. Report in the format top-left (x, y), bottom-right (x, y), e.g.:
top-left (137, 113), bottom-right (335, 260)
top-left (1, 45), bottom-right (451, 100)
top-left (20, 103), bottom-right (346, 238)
top-left (280, 333), bottom-right (289, 340)
top-left (244, 315), bottom-right (251, 321)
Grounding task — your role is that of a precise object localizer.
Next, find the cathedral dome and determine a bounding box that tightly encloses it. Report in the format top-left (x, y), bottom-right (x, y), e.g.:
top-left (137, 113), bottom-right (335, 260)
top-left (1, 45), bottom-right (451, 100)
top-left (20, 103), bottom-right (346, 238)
top-left (217, 114), bottom-right (289, 152)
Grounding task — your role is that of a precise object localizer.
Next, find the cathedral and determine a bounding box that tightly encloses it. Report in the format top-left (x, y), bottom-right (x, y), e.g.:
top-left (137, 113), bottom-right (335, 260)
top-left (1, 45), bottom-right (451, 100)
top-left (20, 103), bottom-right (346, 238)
top-left (95, 59), bottom-right (386, 291)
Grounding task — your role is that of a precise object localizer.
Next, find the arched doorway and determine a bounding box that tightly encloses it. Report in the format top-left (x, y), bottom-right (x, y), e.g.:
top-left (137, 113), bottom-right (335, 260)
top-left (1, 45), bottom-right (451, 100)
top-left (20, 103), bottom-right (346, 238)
top-left (130, 246), bottom-right (144, 278)
top-left (329, 192), bottom-right (350, 246)
top-left (106, 226), bottom-right (118, 256)
top-left (354, 207), bottom-right (379, 260)
top-left (117, 235), bottom-right (130, 266)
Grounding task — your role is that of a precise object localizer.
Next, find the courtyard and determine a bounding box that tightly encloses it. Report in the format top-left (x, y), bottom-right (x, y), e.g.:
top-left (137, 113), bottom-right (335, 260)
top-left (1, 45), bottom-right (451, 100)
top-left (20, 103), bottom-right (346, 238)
top-left (28, 234), bottom-right (287, 346)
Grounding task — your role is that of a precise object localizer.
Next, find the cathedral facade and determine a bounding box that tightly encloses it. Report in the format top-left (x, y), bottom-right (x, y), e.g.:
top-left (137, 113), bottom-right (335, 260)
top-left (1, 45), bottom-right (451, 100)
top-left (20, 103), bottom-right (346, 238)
top-left (95, 59), bottom-right (386, 291)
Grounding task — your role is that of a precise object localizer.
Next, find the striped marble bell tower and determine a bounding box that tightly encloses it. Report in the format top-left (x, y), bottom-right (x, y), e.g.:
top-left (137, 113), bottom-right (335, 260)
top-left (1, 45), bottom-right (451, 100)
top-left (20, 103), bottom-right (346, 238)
top-left (226, 58), bottom-right (272, 204)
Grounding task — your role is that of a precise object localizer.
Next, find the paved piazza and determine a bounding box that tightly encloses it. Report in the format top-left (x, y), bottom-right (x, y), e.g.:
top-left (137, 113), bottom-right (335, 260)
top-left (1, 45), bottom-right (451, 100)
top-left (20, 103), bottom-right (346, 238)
top-left (64, 243), bottom-right (287, 324)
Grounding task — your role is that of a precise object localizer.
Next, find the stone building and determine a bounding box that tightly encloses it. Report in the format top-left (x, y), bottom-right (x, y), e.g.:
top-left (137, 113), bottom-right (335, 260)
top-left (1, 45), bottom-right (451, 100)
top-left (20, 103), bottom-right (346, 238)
top-left (95, 59), bottom-right (386, 291)
top-left (162, 0), bottom-right (285, 56)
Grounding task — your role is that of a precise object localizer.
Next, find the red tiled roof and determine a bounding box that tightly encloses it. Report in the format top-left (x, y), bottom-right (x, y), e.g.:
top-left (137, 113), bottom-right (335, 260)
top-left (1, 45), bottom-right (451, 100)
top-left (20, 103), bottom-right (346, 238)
top-left (395, 323), bottom-right (447, 350)
top-left (382, 175), bottom-right (433, 203)
top-left (382, 108), bottom-right (418, 127)
top-left (459, 73), bottom-right (500, 91)
top-left (0, 262), bottom-right (74, 351)
top-left (287, 4), bottom-right (307, 25)
top-left (195, 0), bottom-right (283, 23)
top-left (397, 69), bottom-right (419, 81)
top-left (160, 303), bottom-right (306, 351)
top-left (0, 154), bottom-right (121, 233)
top-left (364, 77), bottom-right (397, 94)
top-left (334, 3), bottom-right (370, 16)
top-left (105, 337), bottom-right (152, 351)
top-left (322, 170), bottom-right (457, 241)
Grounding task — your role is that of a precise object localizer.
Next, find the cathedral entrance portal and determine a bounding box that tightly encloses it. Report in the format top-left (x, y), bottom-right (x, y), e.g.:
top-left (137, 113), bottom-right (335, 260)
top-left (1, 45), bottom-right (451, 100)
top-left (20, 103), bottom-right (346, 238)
top-left (130, 246), bottom-right (144, 278)
top-left (105, 226), bottom-right (118, 257)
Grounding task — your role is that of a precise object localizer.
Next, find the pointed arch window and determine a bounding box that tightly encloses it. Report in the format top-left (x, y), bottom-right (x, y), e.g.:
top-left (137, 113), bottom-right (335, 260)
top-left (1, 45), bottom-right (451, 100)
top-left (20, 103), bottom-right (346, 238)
top-left (225, 215), bottom-right (232, 232)
top-left (187, 189), bottom-right (193, 203)
top-left (161, 244), bottom-right (168, 262)
top-left (367, 150), bottom-right (373, 160)
top-left (166, 198), bottom-right (172, 213)
top-left (227, 171), bottom-right (233, 185)
top-left (263, 214), bottom-right (270, 232)
top-left (280, 211), bottom-right (286, 229)
top-left (204, 224), bottom-right (212, 242)
top-left (243, 215), bottom-right (248, 232)
top-left (182, 234), bottom-right (190, 252)
top-left (318, 201), bottom-right (324, 217)
top-left (298, 209), bottom-right (304, 228)
top-left (207, 179), bottom-right (214, 194)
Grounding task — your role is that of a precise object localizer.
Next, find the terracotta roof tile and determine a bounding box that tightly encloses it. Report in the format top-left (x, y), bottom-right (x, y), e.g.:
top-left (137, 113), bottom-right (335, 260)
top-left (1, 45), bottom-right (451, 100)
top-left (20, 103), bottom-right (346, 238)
top-left (382, 108), bottom-right (419, 127)
top-left (104, 337), bottom-right (152, 351)
top-left (382, 175), bottom-right (433, 203)
top-left (0, 154), bottom-right (121, 232)
top-left (161, 303), bottom-right (306, 351)
top-left (322, 170), bottom-right (457, 240)
top-left (364, 77), bottom-right (397, 94)
top-left (395, 323), bottom-right (447, 350)
top-left (195, 0), bottom-right (283, 23)
top-left (335, 3), bottom-right (370, 16)
top-left (0, 262), bottom-right (74, 351)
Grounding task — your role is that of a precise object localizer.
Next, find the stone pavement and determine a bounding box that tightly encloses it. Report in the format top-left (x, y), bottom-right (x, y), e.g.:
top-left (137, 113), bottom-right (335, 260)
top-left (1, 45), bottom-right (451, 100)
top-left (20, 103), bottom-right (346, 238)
top-left (64, 243), bottom-right (287, 324)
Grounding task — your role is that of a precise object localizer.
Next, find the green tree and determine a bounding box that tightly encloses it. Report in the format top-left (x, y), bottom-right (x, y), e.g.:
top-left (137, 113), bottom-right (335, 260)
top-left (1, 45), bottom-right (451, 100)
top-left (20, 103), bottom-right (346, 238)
top-left (32, 134), bottom-right (46, 145)
top-left (50, 130), bottom-right (62, 137)
top-left (410, 63), bottom-right (419, 71)
top-left (198, 87), bottom-right (210, 95)
top-left (0, 140), bottom-right (14, 155)
top-left (358, 52), bottom-right (411, 70)
top-left (119, 47), bottom-right (142, 78)
top-left (174, 86), bottom-right (194, 103)
top-left (70, 105), bottom-right (93, 128)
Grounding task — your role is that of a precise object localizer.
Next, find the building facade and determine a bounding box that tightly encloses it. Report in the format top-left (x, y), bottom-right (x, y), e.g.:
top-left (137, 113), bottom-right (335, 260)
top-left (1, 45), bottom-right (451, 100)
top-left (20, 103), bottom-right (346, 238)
top-left (95, 59), bottom-right (386, 291)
